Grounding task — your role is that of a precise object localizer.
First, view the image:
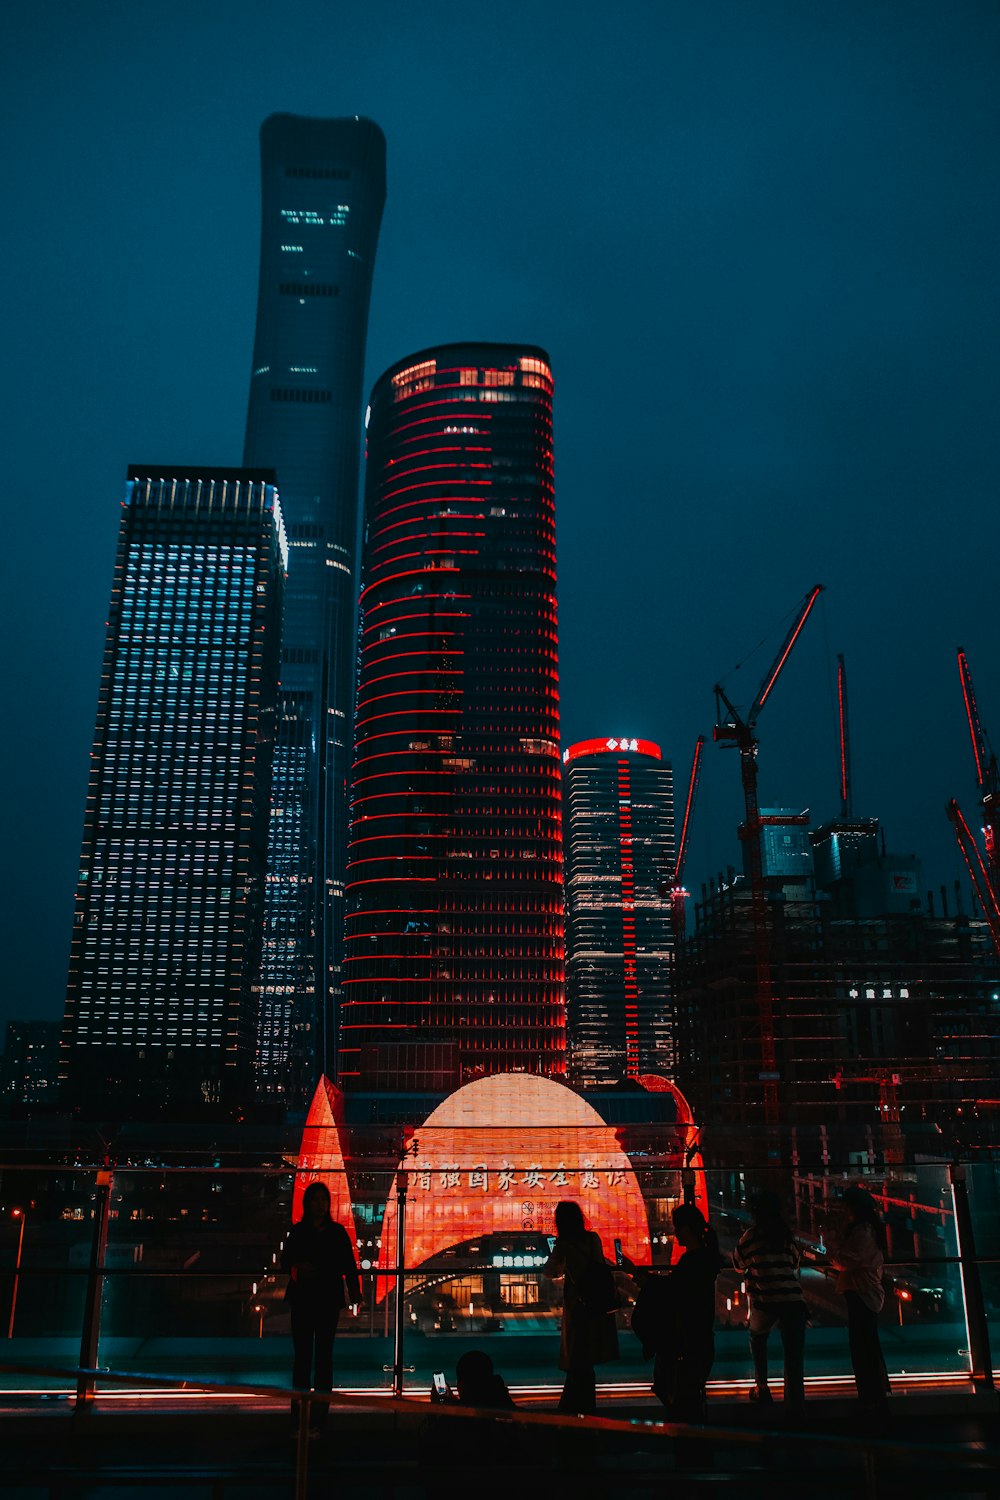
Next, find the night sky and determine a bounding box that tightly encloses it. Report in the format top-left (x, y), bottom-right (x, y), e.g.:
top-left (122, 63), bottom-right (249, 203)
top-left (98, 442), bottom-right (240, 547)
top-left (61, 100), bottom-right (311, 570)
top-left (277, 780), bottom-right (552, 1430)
top-left (2, 1), bottom-right (997, 1038)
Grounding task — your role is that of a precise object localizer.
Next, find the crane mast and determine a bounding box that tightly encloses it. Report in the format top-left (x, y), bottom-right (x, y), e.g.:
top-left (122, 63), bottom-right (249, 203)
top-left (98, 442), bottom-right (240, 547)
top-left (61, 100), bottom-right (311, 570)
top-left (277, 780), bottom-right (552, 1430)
top-left (713, 584), bottom-right (824, 1136)
top-left (838, 653), bottom-right (853, 819)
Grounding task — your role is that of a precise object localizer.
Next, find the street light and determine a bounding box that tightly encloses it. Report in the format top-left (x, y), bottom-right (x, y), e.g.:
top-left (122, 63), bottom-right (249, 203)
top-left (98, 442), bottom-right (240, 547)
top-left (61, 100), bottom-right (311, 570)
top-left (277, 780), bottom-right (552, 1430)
top-left (7, 1208), bottom-right (26, 1339)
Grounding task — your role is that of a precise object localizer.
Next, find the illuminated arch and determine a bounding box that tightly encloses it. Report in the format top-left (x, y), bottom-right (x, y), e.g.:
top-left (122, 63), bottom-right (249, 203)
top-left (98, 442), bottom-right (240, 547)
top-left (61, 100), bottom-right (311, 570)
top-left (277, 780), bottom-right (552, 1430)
top-left (292, 1075), bottom-right (354, 1228)
top-left (375, 1074), bottom-right (650, 1298)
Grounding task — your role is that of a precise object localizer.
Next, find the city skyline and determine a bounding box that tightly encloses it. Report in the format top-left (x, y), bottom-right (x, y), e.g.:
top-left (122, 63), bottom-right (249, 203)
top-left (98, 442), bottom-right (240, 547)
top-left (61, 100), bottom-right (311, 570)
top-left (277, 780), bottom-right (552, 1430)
top-left (2, 2), bottom-right (998, 1040)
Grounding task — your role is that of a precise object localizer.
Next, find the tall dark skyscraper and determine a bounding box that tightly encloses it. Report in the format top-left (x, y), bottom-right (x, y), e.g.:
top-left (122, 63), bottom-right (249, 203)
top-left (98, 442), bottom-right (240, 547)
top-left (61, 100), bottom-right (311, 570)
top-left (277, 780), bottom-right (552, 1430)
top-left (243, 114), bottom-right (386, 1093)
top-left (60, 469), bottom-right (286, 1112)
top-left (340, 344), bottom-right (566, 1092)
top-left (563, 738), bottom-right (675, 1085)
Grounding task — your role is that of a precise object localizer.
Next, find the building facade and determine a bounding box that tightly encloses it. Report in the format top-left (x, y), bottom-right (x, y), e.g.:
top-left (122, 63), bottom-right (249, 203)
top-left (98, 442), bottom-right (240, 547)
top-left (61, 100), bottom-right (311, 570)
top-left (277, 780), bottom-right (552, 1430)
top-left (563, 739), bottom-right (675, 1085)
top-left (674, 849), bottom-right (1000, 1164)
top-left (60, 468), bottom-right (286, 1113)
top-left (1, 1021), bottom-right (60, 1112)
top-left (243, 114), bottom-right (386, 1094)
top-left (339, 344), bottom-right (566, 1091)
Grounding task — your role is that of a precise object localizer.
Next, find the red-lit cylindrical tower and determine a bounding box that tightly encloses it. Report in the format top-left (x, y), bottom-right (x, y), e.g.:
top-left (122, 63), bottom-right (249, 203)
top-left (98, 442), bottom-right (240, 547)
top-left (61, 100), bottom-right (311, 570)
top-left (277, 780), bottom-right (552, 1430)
top-left (339, 344), bottom-right (565, 1091)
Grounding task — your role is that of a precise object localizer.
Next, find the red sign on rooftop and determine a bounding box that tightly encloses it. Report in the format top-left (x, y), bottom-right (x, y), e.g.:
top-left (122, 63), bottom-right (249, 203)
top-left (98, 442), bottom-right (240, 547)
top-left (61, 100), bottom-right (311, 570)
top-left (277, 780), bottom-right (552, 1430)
top-left (563, 737), bottom-right (662, 765)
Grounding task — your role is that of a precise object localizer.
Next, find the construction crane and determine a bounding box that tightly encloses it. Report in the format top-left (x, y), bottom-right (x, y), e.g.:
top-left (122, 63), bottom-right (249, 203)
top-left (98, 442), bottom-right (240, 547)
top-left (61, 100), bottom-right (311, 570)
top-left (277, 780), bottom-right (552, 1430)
top-left (947, 798), bottom-right (1000, 964)
top-left (957, 648), bottom-right (999, 889)
top-left (713, 583), bottom-right (825, 1133)
top-left (832, 1066), bottom-right (904, 1167)
top-left (660, 735), bottom-right (706, 942)
top-left (837, 653), bottom-right (853, 819)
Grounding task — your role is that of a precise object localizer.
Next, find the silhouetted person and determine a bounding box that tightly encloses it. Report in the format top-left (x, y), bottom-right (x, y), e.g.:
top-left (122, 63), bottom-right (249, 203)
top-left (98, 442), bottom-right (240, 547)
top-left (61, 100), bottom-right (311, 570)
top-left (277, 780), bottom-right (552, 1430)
top-left (281, 1181), bottom-right (361, 1433)
top-left (423, 1349), bottom-right (519, 1473)
top-left (542, 1200), bottom-right (618, 1415)
top-left (833, 1186), bottom-right (890, 1420)
top-left (454, 1349), bottom-right (516, 1409)
top-left (733, 1190), bottom-right (807, 1414)
top-left (653, 1204), bottom-right (720, 1424)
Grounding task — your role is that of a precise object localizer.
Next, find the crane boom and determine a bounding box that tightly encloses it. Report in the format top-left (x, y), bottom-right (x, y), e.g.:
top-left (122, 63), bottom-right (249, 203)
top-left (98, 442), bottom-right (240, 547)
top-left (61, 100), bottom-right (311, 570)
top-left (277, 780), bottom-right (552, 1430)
top-left (672, 736), bottom-right (705, 885)
top-left (957, 648), bottom-right (999, 887)
top-left (958, 649), bottom-right (996, 794)
top-left (664, 735), bottom-right (705, 943)
top-left (947, 799), bottom-right (1000, 963)
top-left (750, 585), bottom-right (824, 721)
top-left (713, 584), bottom-right (825, 1140)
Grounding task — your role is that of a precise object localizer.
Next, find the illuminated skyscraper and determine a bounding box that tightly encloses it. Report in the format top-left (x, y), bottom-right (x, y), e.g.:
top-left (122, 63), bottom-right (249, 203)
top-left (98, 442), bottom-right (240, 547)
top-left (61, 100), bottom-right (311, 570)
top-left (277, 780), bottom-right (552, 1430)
top-left (243, 114), bottom-right (386, 1093)
top-left (563, 739), bottom-right (675, 1086)
top-left (340, 344), bottom-right (566, 1091)
top-left (60, 469), bottom-right (286, 1112)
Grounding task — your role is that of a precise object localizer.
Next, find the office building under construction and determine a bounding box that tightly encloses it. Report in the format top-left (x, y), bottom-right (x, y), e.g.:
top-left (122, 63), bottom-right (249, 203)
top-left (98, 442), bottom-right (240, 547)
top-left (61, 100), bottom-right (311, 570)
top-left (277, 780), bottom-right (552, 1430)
top-left (674, 828), bottom-right (1000, 1167)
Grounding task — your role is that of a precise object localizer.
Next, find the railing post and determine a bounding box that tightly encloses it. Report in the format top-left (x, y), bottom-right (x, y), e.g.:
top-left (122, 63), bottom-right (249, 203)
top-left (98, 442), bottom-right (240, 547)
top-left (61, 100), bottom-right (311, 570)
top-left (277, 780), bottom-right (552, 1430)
top-left (76, 1166), bottom-right (113, 1414)
top-left (949, 1161), bottom-right (994, 1393)
top-left (294, 1391), bottom-right (311, 1500)
top-left (392, 1168), bottom-right (407, 1398)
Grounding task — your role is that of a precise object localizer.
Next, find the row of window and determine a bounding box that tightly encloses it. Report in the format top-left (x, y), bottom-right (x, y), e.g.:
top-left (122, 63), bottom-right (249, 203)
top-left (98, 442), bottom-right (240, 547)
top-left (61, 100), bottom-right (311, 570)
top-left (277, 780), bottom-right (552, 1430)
top-left (270, 387), bottom-right (332, 403)
top-left (284, 165), bottom-right (350, 179)
top-left (279, 281), bottom-right (340, 297)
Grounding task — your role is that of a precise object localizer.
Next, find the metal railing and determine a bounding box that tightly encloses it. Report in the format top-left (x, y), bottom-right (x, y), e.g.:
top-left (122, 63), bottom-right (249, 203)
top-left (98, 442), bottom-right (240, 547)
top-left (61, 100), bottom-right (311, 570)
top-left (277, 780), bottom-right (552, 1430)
top-left (2, 1154), bottom-right (998, 1405)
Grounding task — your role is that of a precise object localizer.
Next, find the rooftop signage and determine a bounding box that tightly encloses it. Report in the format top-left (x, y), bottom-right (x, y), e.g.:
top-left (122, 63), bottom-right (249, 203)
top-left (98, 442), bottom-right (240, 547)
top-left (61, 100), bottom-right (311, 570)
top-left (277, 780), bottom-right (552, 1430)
top-left (563, 737), bottom-right (662, 764)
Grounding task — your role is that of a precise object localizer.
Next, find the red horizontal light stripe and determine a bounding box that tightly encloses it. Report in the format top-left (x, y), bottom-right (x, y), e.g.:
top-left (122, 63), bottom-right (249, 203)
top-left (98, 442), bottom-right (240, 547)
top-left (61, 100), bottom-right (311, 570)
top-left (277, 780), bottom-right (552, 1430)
top-left (365, 591), bottom-right (470, 613)
top-left (359, 567), bottom-right (460, 601)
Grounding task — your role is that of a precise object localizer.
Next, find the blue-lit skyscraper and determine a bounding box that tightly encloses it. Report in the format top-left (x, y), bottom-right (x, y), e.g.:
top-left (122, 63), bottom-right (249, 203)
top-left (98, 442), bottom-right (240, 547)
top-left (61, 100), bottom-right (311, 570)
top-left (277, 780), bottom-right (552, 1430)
top-left (60, 468), bottom-right (286, 1113)
top-left (243, 114), bottom-right (386, 1095)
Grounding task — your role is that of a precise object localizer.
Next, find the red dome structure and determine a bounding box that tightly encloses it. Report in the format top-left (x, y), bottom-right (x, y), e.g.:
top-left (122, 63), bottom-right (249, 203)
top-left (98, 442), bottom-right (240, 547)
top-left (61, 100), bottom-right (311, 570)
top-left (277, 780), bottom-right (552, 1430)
top-left (375, 1074), bottom-right (650, 1298)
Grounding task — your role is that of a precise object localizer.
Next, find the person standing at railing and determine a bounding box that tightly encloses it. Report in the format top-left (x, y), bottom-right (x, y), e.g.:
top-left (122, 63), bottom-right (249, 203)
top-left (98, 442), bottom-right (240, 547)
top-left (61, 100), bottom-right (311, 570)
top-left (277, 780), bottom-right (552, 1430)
top-left (542, 1200), bottom-right (619, 1416)
top-left (626, 1202), bottom-right (721, 1425)
top-left (733, 1190), bottom-right (807, 1417)
top-left (832, 1186), bottom-right (890, 1422)
top-left (281, 1181), bottom-right (361, 1436)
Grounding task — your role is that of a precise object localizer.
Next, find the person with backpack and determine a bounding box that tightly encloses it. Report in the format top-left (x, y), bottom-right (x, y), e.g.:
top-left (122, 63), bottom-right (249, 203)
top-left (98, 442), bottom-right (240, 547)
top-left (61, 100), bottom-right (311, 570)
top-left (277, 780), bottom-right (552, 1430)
top-left (733, 1190), bottom-right (807, 1415)
top-left (832, 1186), bottom-right (890, 1419)
top-left (542, 1200), bottom-right (619, 1415)
top-left (628, 1203), bottom-right (720, 1424)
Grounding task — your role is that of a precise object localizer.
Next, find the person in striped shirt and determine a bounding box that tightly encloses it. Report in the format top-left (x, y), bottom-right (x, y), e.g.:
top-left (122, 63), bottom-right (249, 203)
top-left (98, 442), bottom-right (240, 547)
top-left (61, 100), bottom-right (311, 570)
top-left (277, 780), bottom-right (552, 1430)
top-left (733, 1191), bottom-right (807, 1413)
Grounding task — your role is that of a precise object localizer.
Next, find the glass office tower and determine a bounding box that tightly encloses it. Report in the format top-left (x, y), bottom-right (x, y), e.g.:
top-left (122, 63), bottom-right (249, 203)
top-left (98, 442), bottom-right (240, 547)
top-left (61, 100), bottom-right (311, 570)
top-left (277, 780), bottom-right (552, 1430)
top-left (60, 469), bottom-right (286, 1113)
top-left (340, 344), bottom-right (566, 1091)
top-left (243, 114), bottom-right (386, 1094)
top-left (563, 738), bottom-right (675, 1085)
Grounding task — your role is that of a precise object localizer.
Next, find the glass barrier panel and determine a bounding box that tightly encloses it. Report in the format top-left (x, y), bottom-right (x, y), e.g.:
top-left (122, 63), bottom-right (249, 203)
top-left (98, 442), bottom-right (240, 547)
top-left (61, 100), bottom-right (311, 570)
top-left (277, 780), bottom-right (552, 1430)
top-left (2, 1125), bottom-right (996, 1401)
top-left (966, 1160), bottom-right (1000, 1374)
top-left (97, 1167), bottom-right (392, 1390)
top-left (0, 1167), bottom-right (95, 1389)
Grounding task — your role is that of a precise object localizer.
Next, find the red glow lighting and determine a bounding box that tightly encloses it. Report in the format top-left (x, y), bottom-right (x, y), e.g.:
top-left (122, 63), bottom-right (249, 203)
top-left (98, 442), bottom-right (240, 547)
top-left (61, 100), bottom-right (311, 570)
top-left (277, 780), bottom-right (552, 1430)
top-left (562, 737), bottom-right (661, 764)
top-left (838, 655), bottom-right (849, 811)
top-left (292, 1076), bottom-right (354, 1227)
top-left (754, 584), bottom-right (823, 715)
top-left (375, 1075), bottom-right (650, 1299)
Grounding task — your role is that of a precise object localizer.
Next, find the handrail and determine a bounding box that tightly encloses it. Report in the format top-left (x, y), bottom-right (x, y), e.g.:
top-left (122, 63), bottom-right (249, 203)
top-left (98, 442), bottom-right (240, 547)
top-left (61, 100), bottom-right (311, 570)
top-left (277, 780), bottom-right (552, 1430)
top-left (1, 1356), bottom-right (999, 1500)
top-left (4, 1253), bottom-right (996, 1275)
top-left (1, 1359), bottom-right (998, 1453)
